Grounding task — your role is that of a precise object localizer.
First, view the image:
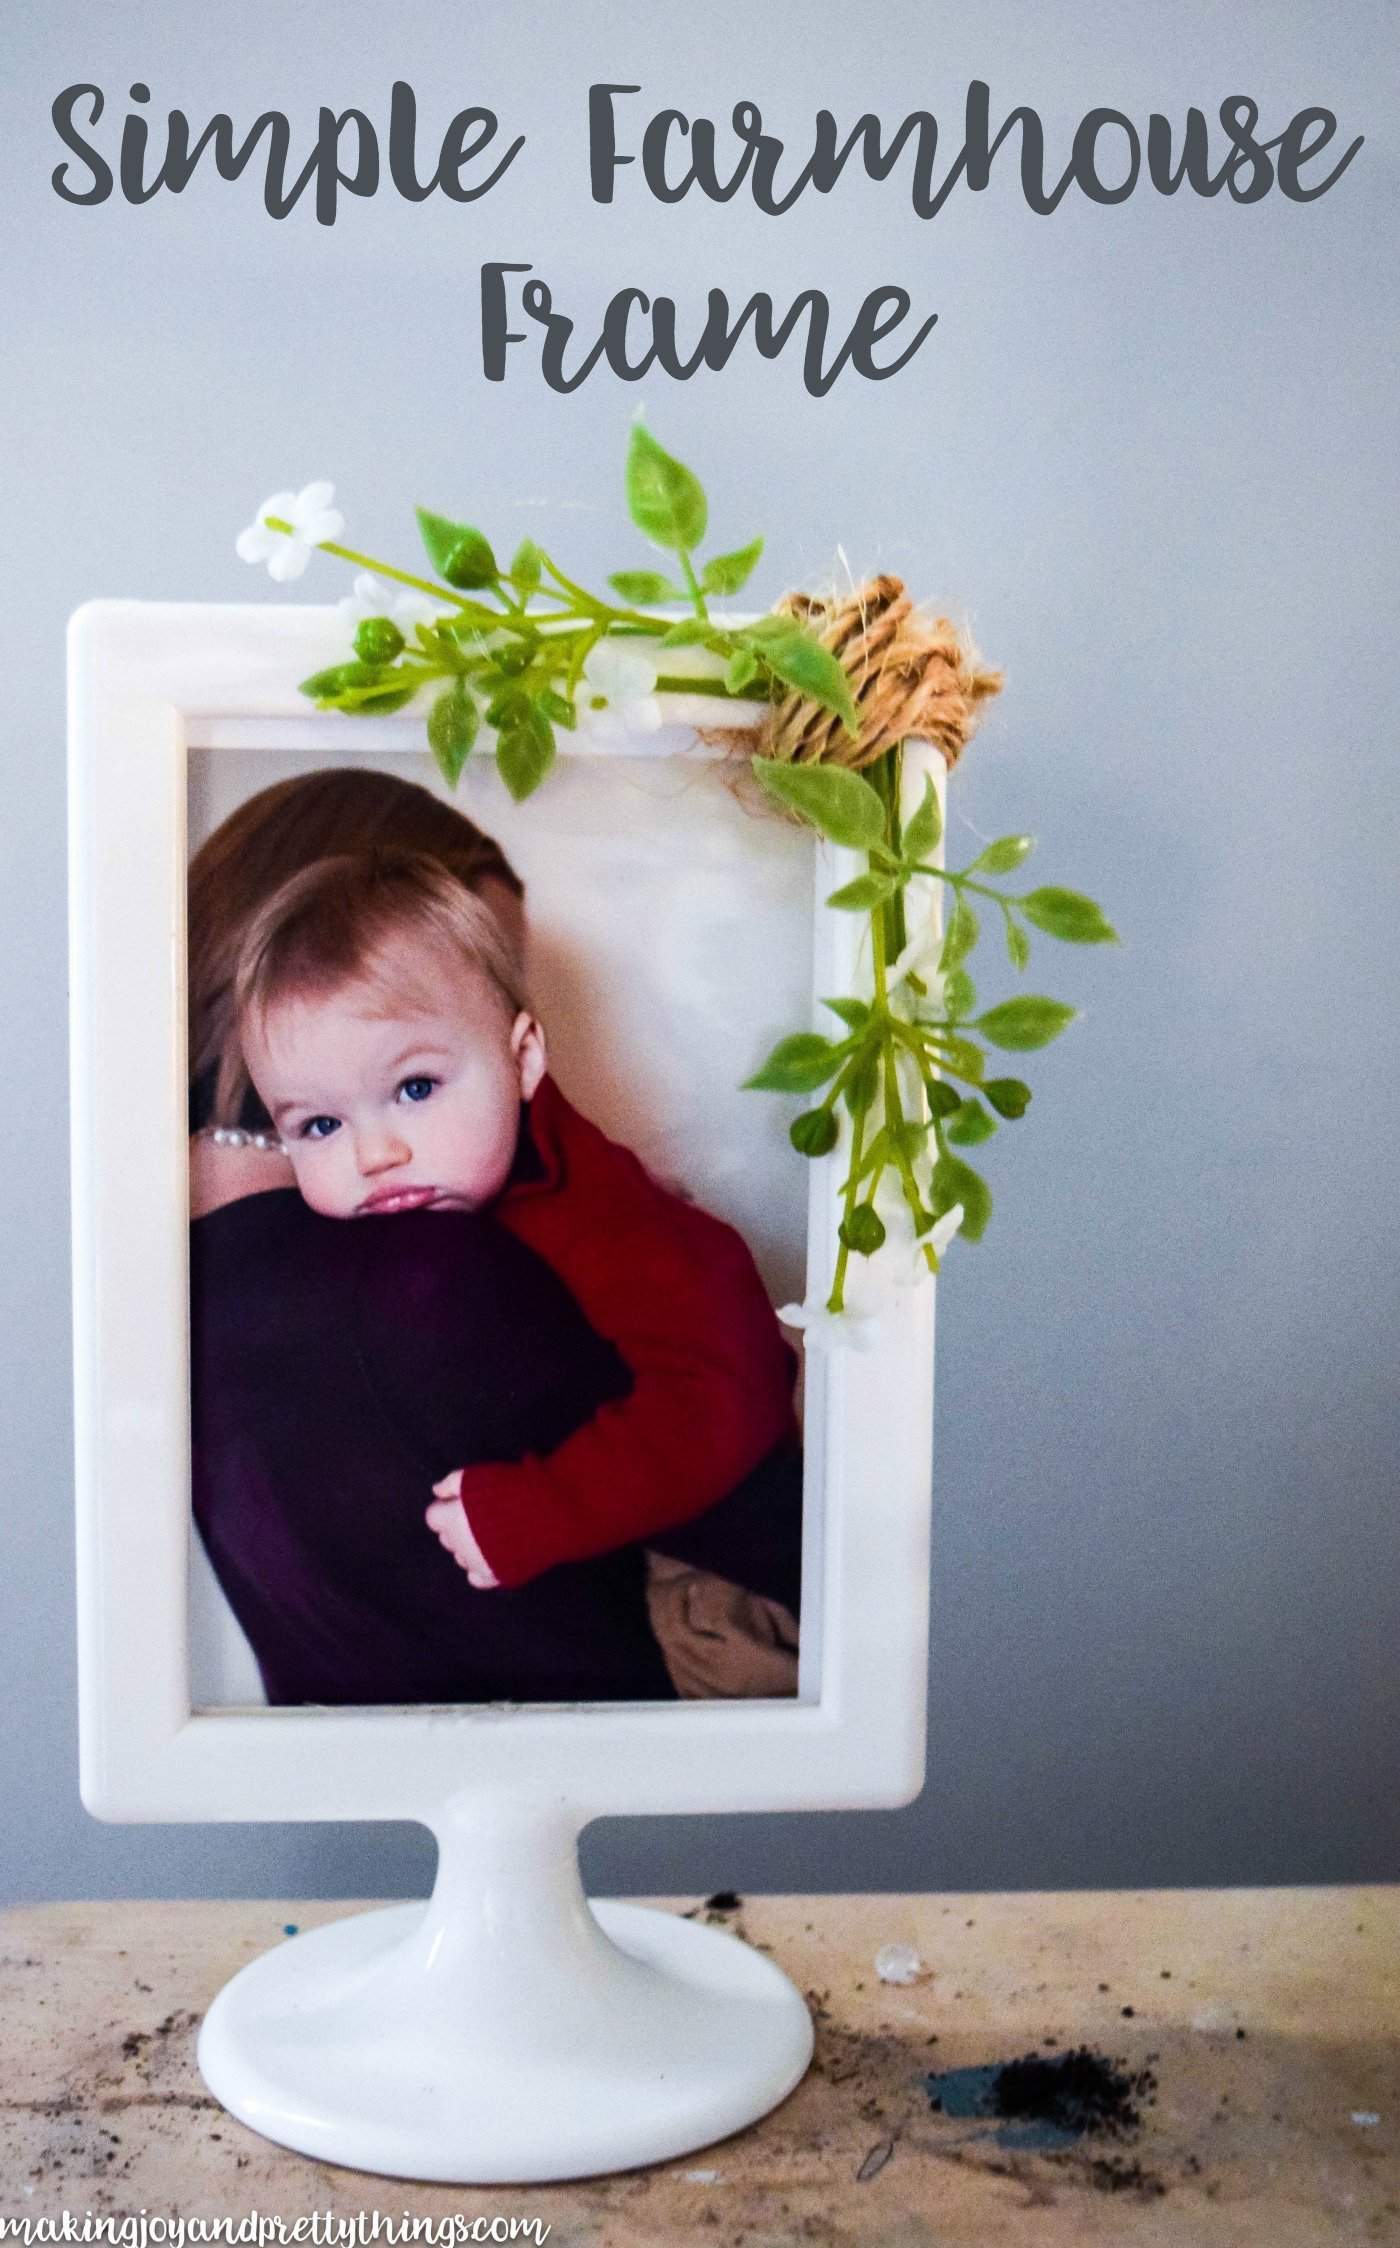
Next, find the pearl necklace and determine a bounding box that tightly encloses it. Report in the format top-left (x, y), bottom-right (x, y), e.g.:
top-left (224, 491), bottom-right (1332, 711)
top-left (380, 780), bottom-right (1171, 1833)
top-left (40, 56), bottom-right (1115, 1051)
top-left (197, 1125), bottom-right (288, 1155)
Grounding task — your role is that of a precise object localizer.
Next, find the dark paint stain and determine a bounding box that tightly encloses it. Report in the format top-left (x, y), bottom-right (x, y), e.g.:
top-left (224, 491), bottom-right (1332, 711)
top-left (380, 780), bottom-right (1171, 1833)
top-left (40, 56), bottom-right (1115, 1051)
top-left (927, 2046), bottom-right (1158, 2154)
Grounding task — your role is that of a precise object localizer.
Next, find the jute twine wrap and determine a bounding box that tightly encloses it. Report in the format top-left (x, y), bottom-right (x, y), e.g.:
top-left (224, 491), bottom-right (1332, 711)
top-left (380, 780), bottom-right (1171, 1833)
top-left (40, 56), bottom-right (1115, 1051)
top-left (701, 575), bottom-right (1002, 774)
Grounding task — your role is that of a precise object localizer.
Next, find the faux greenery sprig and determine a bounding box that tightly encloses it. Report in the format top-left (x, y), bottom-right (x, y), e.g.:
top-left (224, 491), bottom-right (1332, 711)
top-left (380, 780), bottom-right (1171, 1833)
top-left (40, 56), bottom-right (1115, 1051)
top-left (744, 754), bottom-right (1115, 1311)
top-left (236, 424), bottom-right (1116, 1328)
top-left (239, 426), bottom-right (857, 803)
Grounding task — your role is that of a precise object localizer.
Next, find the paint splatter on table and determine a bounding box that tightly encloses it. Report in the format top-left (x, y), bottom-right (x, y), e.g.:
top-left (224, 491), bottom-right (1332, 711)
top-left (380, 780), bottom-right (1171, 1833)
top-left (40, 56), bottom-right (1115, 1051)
top-left (2, 1888), bottom-right (1396, 2243)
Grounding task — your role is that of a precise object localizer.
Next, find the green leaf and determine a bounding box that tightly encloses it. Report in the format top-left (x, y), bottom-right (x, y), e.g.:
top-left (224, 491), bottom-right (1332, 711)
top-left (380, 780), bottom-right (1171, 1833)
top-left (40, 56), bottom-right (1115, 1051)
top-left (752, 758), bottom-right (887, 849)
top-left (844, 1047), bottom-right (880, 1117)
top-left (743, 1032), bottom-right (845, 1094)
top-left (938, 896), bottom-right (979, 971)
top-left (922, 1077), bottom-right (963, 1120)
top-left (485, 685), bottom-right (530, 729)
top-left (700, 537), bottom-right (764, 596)
top-left (353, 685), bottom-right (415, 716)
top-left (1005, 916), bottom-right (1031, 972)
top-left (755, 625), bottom-right (858, 735)
top-left (826, 872), bottom-right (897, 912)
top-left (608, 568), bottom-right (682, 604)
top-left (790, 1107), bottom-right (839, 1157)
top-left (1020, 887), bottom-right (1120, 944)
top-left (823, 996), bottom-right (871, 1031)
top-left (495, 706), bottom-right (555, 802)
top-left (415, 508), bottom-right (498, 590)
top-left (975, 996), bottom-right (1077, 1052)
top-left (942, 967), bottom-right (976, 1019)
top-left (946, 1097), bottom-right (997, 1147)
top-left (538, 688), bottom-right (577, 728)
top-left (299, 662), bottom-right (364, 702)
top-left (931, 1153), bottom-right (992, 1242)
top-left (839, 1203), bottom-right (886, 1257)
top-left (901, 776), bottom-right (943, 865)
top-left (740, 612), bottom-right (804, 642)
top-left (724, 647), bottom-right (761, 693)
top-left (968, 834), bottom-right (1034, 877)
top-left (625, 423), bottom-right (708, 552)
top-left (510, 538), bottom-right (543, 595)
top-left (657, 619), bottom-right (710, 648)
top-left (984, 1077), bottom-right (1032, 1120)
top-left (426, 684), bottom-right (479, 786)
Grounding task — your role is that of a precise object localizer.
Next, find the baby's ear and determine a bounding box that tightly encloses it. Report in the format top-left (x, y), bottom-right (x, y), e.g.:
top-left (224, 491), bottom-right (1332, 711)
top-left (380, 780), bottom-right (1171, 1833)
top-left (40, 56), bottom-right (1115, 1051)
top-left (510, 1010), bottom-right (547, 1101)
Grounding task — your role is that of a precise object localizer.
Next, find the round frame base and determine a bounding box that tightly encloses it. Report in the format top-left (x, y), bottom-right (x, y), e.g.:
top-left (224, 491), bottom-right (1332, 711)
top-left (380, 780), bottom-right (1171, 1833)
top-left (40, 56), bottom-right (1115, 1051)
top-left (198, 1893), bottom-right (813, 2184)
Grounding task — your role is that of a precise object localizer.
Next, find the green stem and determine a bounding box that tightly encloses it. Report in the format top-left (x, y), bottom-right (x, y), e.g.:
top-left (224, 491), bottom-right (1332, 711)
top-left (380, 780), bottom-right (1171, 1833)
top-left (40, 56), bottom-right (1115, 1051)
top-left (679, 549), bottom-right (711, 624)
top-left (538, 550), bottom-right (601, 607)
top-left (889, 1018), bottom-right (984, 1090)
top-left (275, 529), bottom-right (489, 617)
top-left (871, 889), bottom-right (931, 1232)
top-left (827, 1099), bottom-right (869, 1314)
top-left (652, 674), bottom-right (738, 700)
top-left (908, 862), bottom-right (1028, 908)
top-left (870, 746), bottom-right (909, 963)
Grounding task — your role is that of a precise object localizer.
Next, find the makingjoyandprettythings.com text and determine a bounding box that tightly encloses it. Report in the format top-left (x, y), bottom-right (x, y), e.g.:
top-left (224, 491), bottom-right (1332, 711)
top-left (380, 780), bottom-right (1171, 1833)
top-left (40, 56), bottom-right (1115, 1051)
top-left (49, 80), bottom-right (1363, 394)
top-left (0, 2217), bottom-right (549, 2248)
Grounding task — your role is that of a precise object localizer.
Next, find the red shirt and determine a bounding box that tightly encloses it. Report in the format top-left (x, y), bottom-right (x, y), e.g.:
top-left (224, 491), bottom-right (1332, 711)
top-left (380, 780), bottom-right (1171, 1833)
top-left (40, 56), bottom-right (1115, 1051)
top-left (458, 1075), bottom-right (799, 1588)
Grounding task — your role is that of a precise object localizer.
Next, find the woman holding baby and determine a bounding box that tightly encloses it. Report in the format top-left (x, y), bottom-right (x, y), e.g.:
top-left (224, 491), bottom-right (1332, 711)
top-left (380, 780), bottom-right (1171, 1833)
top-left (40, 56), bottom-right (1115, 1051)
top-left (188, 767), bottom-right (803, 1707)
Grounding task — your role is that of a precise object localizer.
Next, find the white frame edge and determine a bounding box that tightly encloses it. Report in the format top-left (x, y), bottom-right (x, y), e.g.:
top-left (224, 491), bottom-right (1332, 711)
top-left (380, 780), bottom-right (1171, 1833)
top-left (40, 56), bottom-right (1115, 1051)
top-left (68, 601), bottom-right (939, 1824)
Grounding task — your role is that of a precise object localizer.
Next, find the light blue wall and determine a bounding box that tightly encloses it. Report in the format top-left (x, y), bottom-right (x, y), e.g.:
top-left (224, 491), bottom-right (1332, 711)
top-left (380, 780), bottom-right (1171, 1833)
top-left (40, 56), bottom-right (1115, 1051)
top-left (4, 0), bottom-right (1397, 1901)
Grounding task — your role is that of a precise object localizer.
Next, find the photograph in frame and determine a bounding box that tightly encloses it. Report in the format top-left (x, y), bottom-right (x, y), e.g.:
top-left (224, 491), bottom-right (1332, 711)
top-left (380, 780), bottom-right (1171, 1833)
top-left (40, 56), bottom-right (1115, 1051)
top-left (184, 736), bottom-right (819, 1712)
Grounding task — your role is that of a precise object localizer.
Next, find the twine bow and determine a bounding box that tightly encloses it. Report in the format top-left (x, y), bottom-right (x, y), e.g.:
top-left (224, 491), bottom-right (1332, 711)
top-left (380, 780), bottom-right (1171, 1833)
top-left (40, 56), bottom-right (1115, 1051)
top-left (758, 575), bottom-right (1003, 773)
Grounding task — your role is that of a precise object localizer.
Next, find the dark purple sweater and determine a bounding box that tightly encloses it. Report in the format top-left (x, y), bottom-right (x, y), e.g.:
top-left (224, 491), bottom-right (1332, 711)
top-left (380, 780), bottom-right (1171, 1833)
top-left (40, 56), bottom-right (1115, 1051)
top-left (189, 1186), bottom-right (803, 1707)
top-left (189, 1189), bottom-right (677, 1704)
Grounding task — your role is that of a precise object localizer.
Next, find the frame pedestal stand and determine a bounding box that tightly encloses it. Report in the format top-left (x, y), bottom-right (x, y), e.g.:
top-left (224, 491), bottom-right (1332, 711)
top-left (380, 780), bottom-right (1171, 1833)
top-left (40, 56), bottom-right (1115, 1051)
top-left (197, 1791), bottom-right (814, 2184)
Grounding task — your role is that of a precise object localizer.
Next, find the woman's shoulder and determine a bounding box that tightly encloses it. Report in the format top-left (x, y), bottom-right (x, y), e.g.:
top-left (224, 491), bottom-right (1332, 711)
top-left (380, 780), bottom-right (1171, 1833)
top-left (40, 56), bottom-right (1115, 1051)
top-left (188, 1133), bottom-right (296, 1220)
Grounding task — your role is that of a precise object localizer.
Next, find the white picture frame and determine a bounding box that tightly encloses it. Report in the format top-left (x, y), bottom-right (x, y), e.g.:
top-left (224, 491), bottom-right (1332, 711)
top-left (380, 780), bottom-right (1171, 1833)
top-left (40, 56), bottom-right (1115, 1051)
top-left (68, 599), bottom-right (941, 1828)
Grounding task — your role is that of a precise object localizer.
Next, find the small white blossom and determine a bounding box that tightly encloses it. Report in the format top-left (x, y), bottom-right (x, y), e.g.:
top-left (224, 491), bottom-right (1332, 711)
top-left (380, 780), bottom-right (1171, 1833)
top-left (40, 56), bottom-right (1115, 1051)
top-left (887, 923), bottom-right (944, 1007)
top-left (875, 1176), bottom-right (965, 1289)
top-left (576, 639), bottom-right (663, 737)
top-left (236, 481), bottom-right (344, 582)
top-left (776, 1300), bottom-right (881, 1353)
top-left (337, 571), bottom-right (441, 637)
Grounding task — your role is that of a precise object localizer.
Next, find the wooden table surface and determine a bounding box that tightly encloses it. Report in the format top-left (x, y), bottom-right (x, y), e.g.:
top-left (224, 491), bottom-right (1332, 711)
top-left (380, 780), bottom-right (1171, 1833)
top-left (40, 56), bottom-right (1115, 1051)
top-left (1, 1888), bottom-right (1396, 2244)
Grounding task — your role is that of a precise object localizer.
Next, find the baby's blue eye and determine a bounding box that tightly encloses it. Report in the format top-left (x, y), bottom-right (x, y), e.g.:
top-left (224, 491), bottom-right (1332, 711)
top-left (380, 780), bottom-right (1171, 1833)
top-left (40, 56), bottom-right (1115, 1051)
top-left (398, 1076), bottom-right (437, 1104)
top-left (302, 1116), bottom-right (340, 1142)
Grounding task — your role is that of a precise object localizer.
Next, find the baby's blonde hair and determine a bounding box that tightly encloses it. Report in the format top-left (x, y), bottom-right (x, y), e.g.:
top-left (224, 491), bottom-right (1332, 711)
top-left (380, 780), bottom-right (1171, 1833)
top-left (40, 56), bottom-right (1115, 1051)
top-left (219, 849), bottom-right (527, 1122)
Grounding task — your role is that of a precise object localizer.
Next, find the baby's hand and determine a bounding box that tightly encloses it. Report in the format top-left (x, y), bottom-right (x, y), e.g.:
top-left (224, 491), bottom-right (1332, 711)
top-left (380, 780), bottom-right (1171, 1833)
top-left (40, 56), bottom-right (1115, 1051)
top-left (426, 1472), bottom-right (501, 1590)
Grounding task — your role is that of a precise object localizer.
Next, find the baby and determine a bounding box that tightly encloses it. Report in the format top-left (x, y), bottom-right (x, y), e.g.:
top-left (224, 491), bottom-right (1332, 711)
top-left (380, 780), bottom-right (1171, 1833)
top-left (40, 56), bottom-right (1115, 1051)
top-left (229, 846), bottom-right (801, 1610)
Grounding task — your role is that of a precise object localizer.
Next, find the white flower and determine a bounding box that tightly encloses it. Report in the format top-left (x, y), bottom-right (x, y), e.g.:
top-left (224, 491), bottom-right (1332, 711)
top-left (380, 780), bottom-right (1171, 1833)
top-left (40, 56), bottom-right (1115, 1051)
top-left (337, 571), bottom-right (441, 637)
top-left (236, 481), bottom-right (344, 582)
top-left (887, 922), bottom-right (944, 1008)
top-left (576, 639), bottom-right (662, 737)
top-left (874, 1176), bottom-right (965, 1289)
top-left (776, 1300), bottom-right (881, 1353)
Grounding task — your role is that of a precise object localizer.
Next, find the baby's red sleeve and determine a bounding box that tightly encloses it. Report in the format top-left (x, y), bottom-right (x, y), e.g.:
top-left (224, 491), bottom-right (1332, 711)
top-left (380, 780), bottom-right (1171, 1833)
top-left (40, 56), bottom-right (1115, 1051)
top-left (457, 1111), bottom-right (797, 1589)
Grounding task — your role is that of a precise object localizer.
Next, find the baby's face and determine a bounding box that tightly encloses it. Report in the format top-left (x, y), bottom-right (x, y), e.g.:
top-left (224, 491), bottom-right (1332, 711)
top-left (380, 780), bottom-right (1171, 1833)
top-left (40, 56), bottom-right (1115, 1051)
top-left (244, 957), bottom-right (545, 1221)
